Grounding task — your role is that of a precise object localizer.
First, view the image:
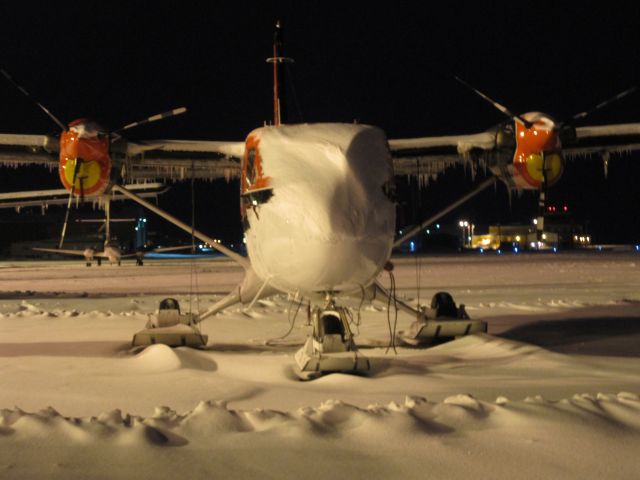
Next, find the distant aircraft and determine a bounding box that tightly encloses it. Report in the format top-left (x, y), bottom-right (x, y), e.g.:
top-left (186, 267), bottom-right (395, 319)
top-left (2, 22), bottom-right (639, 377)
top-left (33, 242), bottom-right (192, 266)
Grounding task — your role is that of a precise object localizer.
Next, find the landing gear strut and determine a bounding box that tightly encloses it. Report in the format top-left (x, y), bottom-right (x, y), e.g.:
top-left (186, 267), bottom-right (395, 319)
top-left (294, 298), bottom-right (369, 380)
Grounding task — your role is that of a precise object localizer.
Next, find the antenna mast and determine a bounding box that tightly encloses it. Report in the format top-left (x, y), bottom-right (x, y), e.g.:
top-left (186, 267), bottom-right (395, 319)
top-left (266, 20), bottom-right (294, 126)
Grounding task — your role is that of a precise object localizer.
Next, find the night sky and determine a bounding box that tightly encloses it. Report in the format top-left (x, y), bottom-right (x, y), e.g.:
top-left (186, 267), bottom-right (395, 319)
top-left (1, 2), bottom-right (639, 251)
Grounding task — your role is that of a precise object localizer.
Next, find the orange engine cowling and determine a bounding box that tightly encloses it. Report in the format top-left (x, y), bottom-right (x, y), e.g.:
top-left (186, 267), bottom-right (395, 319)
top-left (240, 131), bottom-right (272, 221)
top-left (510, 113), bottom-right (564, 190)
top-left (58, 121), bottom-right (111, 197)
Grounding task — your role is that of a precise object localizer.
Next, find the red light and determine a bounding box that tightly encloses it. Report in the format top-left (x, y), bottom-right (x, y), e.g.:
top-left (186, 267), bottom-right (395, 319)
top-left (563, 205), bottom-right (568, 212)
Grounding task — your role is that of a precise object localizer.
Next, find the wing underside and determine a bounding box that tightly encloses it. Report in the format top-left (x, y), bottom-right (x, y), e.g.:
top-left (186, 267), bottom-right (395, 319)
top-left (388, 122), bottom-right (640, 178)
top-left (0, 133), bottom-right (59, 167)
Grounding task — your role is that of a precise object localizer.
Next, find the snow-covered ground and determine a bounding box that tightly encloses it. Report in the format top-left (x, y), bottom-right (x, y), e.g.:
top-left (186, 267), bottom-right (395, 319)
top-left (1, 252), bottom-right (639, 479)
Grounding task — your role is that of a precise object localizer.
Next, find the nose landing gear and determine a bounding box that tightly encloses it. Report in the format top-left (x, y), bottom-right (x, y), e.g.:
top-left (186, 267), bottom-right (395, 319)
top-left (294, 299), bottom-right (369, 380)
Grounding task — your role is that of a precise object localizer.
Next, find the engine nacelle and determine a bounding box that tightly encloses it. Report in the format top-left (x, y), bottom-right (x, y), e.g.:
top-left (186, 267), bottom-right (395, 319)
top-left (58, 119), bottom-right (111, 197)
top-left (489, 112), bottom-right (565, 190)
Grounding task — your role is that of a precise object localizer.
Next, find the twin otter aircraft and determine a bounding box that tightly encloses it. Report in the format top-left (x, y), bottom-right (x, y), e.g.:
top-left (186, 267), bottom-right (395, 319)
top-left (1, 23), bottom-right (640, 377)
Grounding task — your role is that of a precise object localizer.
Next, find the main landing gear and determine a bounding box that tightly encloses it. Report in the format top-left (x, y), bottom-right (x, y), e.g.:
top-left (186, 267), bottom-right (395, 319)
top-left (399, 291), bottom-right (486, 346)
top-left (132, 298), bottom-right (208, 348)
top-left (294, 298), bottom-right (370, 380)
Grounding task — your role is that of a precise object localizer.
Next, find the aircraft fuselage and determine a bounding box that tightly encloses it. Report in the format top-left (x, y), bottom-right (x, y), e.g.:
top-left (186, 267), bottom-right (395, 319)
top-left (241, 123), bottom-right (396, 297)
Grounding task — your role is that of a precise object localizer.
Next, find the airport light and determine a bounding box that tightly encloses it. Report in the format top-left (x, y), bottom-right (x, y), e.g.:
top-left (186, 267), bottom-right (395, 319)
top-left (459, 220), bottom-right (469, 248)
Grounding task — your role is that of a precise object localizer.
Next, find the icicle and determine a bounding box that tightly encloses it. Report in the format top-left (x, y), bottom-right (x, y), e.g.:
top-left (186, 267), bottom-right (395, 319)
top-left (602, 151), bottom-right (610, 178)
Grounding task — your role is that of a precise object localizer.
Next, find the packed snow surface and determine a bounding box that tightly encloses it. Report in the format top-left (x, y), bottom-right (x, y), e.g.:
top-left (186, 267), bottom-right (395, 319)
top-left (1, 252), bottom-right (639, 479)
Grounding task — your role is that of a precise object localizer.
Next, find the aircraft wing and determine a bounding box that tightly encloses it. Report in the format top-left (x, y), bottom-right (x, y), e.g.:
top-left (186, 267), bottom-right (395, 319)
top-left (32, 247), bottom-right (88, 257)
top-left (564, 122), bottom-right (640, 158)
top-left (388, 122), bottom-right (640, 177)
top-left (120, 245), bottom-right (193, 258)
top-left (0, 134), bottom-right (244, 182)
top-left (389, 131), bottom-right (496, 177)
top-left (0, 133), bottom-right (59, 167)
top-left (0, 183), bottom-right (169, 210)
top-left (124, 139), bottom-right (244, 182)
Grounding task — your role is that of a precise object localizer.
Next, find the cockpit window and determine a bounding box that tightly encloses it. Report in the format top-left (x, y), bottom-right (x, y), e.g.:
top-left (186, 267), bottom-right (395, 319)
top-left (246, 148), bottom-right (257, 186)
top-left (242, 188), bottom-right (273, 207)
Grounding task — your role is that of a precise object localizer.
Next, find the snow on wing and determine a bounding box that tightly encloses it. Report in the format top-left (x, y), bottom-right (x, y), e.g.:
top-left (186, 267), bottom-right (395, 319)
top-left (123, 139), bottom-right (244, 182)
top-left (564, 122), bottom-right (640, 158)
top-left (0, 133), bottom-right (59, 167)
top-left (389, 131), bottom-right (496, 179)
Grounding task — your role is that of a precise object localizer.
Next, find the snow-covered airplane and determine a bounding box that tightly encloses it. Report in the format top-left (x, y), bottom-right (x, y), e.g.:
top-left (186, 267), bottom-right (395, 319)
top-left (34, 241), bottom-right (124, 266)
top-left (2, 22), bottom-right (640, 377)
top-left (33, 242), bottom-right (193, 266)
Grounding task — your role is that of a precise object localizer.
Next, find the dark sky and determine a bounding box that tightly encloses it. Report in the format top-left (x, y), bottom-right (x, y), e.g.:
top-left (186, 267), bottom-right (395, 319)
top-left (1, 1), bottom-right (639, 247)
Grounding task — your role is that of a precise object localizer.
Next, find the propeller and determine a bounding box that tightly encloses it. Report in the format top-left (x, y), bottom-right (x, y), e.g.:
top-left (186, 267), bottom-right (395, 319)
top-left (59, 159), bottom-right (83, 248)
top-left (554, 85), bottom-right (638, 132)
top-left (454, 76), bottom-right (533, 128)
top-left (1, 68), bottom-right (67, 131)
top-left (455, 74), bottom-right (637, 134)
top-left (455, 76), bottom-right (638, 240)
top-left (1, 68), bottom-right (77, 248)
top-left (2, 68), bottom-right (187, 248)
top-left (58, 107), bottom-right (187, 247)
top-left (110, 107), bottom-right (187, 141)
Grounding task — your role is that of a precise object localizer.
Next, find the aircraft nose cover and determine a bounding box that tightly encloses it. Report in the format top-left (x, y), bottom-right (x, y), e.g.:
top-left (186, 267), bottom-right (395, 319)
top-left (58, 130), bottom-right (111, 196)
top-left (513, 114), bottom-right (564, 188)
top-left (245, 123), bottom-right (396, 294)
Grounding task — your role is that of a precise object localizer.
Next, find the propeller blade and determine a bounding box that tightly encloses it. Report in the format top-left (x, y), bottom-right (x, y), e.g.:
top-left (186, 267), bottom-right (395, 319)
top-left (454, 76), bottom-right (533, 128)
top-left (59, 160), bottom-right (82, 248)
top-left (79, 176), bottom-right (85, 203)
top-left (535, 154), bottom-right (551, 245)
top-left (1, 68), bottom-right (67, 131)
top-left (558, 85), bottom-right (638, 129)
top-left (59, 194), bottom-right (74, 249)
top-left (112, 107), bottom-right (187, 136)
